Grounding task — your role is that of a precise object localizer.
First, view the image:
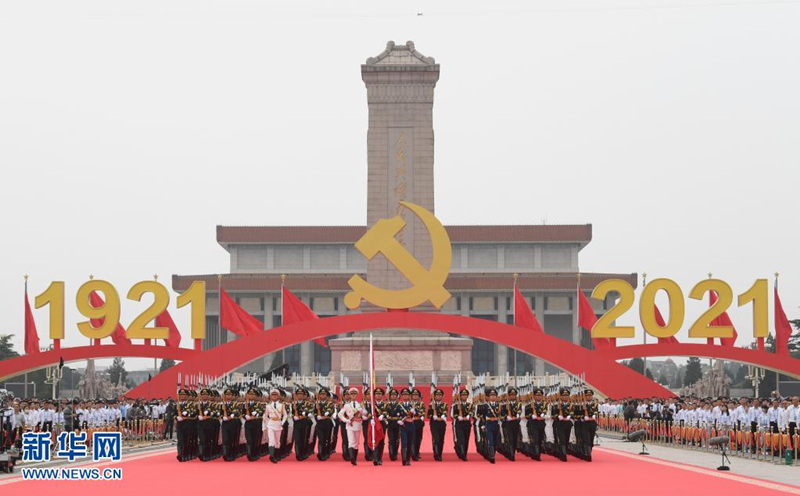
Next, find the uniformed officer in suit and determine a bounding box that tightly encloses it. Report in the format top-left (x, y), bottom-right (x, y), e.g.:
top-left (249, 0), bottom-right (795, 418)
top-left (451, 388), bottom-right (473, 461)
top-left (427, 388), bottom-right (447, 461)
top-left (395, 388), bottom-right (416, 466)
top-left (572, 389), bottom-right (597, 461)
top-left (525, 387), bottom-right (547, 461)
top-left (385, 389), bottom-right (401, 461)
top-left (315, 387), bottom-right (336, 461)
top-left (411, 389), bottom-right (425, 461)
top-left (500, 387), bottom-right (522, 461)
top-left (477, 388), bottom-right (502, 464)
top-left (175, 387), bottom-right (198, 462)
top-left (220, 387), bottom-right (242, 461)
top-left (551, 387), bottom-right (573, 461)
top-left (243, 387), bottom-right (265, 461)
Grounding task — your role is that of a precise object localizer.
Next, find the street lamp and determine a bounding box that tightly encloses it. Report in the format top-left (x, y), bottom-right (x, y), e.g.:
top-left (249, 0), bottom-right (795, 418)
top-left (746, 365), bottom-right (765, 398)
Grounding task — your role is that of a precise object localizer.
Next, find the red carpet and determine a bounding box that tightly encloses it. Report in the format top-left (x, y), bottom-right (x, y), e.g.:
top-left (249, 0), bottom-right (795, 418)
top-left (4, 430), bottom-right (798, 495)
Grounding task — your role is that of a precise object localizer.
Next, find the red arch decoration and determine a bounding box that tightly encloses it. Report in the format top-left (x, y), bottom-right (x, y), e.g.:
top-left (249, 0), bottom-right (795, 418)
top-left (0, 344), bottom-right (199, 382)
top-left (127, 312), bottom-right (674, 399)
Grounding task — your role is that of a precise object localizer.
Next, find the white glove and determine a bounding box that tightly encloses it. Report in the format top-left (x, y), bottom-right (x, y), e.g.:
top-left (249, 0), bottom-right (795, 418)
top-left (324, 412), bottom-right (329, 417)
top-left (198, 415), bottom-right (205, 421)
top-left (433, 415), bottom-right (439, 421)
top-left (458, 416), bottom-right (465, 421)
top-left (397, 420), bottom-right (403, 426)
top-left (506, 416), bottom-right (512, 421)
top-left (370, 419), bottom-right (376, 426)
top-left (294, 416), bottom-right (300, 421)
top-left (307, 412), bottom-right (313, 417)
top-left (177, 416), bottom-right (183, 422)
top-left (245, 415), bottom-right (252, 421)
top-left (317, 416), bottom-right (324, 421)
top-left (222, 416), bottom-right (229, 421)
top-left (378, 415), bottom-right (385, 421)
top-left (558, 416), bottom-right (565, 421)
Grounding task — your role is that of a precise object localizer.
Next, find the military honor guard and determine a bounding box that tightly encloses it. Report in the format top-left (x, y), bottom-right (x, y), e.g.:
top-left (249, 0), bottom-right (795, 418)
top-left (242, 387), bottom-right (265, 461)
top-left (264, 387), bottom-right (288, 463)
top-left (293, 386), bottom-right (315, 461)
top-left (197, 387), bottom-right (216, 461)
top-left (571, 389), bottom-right (597, 461)
top-left (176, 387), bottom-right (199, 462)
top-left (367, 386), bottom-right (387, 465)
top-left (427, 388), bottom-right (447, 461)
top-left (220, 387), bottom-right (242, 461)
top-left (314, 387), bottom-right (337, 461)
top-left (338, 387), bottom-right (368, 465)
top-left (500, 387), bottom-right (522, 461)
top-left (477, 388), bottom-right (502, 464)
top-left (524, 387), bottom-right (548, 461)
top-left (411, 388), bottom-right (426, 461)
top-left (551, 387), bottom-right (573, 462)
top-left (395, 388), bottom-right (416, 466)
top-left (452, 388), bottom-right (473, 461)
top-left (385, 388), bottom-right (402, 461)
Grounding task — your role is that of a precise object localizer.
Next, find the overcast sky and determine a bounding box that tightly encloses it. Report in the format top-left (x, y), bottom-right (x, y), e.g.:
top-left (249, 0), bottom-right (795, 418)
top-left (1, 0), bottom-right (798, 371)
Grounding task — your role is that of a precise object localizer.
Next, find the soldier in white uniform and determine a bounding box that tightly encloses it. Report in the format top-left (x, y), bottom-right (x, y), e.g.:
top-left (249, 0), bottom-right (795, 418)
top-left (337, 387), bottom-right (367, 465)
top-left (264, 388), bottom-right (288, 463)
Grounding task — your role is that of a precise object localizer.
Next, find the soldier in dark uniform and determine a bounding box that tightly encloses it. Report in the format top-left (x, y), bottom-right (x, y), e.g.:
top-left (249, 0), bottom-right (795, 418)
top-left (367, 387), bottom-right (387, 465)
top-left (211, 390), bottom-right (223, 459)
top-left (315, 387), bottom-right (336, 460)
top-left (411, 389), bottom-right (425, 461)
top-left (243, 387), bottom-right (264, 461)
top-left (451, 389), bottom-right (473, 461)
top-left (385, 389), bottom-right (401, 461)
top-left (476, 388), bottom-right (501, 463)
top-left (220, 387), bottom-right (242, 461)
top-left (525, 387), bottom-right (547, 461)
top-left (396, 388), bottom-right (416, 466)
top-left (293, 387), bottom-right (314, 461)
top-left (175, 388), bottom-right (198, 462)
top-left (500, 387), bottom-right (522, 461)
top-left (361, 387), bottom-right (373, 461)
top-left (427, 388), bottom-right (447, 461)
top-left (551, 387), bottom-right (573, 462)
top-left (572, 389), bottom-right (597, 461)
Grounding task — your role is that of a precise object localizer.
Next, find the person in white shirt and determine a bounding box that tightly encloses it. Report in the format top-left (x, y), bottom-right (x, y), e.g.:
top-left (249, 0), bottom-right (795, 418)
top-left (786, 396), bottom-right (799, 454)
top-left (767, 400), bottom-right (780, 434)
top-left (338, 387), bottom-right (368, 466)
top-left (263, 388), bottom-right (288, 463)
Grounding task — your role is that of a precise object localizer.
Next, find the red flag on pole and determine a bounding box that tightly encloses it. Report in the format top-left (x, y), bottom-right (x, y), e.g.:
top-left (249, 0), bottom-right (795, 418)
top-left (774, 285), bottom-right (792, 356)
top-left (155, 309), bottom-right (182, 348)
top-left (709, 290), bottom-right (738, 347)
top-left (514, 286), bottom-right (544, 334)
top-left (367, 332), bottom-right (384, 449)
top-left (24, 283), bottom-right (40, 355)
top-left (89, 291), bottom-right (131, 345)
top-left (219, 288), bottom-right (262, 337)
top-left (281, 286), bottom-right (326, 347)
top-left (577, 287), bottom-right (612, 350)
top-left (653, 303), bottom-right (679, 344)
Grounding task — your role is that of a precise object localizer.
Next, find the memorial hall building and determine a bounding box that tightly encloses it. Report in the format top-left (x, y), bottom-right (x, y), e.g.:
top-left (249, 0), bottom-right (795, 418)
top-left (172, 41), bottom-right (636, 382)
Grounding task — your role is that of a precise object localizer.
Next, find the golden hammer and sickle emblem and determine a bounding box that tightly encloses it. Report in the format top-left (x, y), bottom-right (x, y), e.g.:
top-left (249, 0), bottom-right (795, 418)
top-left (344, 201), bottom-right (452, 310)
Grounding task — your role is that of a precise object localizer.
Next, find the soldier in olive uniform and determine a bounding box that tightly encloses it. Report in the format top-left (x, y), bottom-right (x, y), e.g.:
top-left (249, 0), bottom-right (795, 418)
top-left (220, 387), bottom-right (242, 461)
top-left (210, 390), bottom-right (223, 459)
top-left (451, 389), bottom-right (473, 461)
top-left (293, 387), bottom-right (314, 461)
top-left (315, 387), bottom-right (336, 461)
top-left (476, 388), bottom-right (501, 464)
top-left (361, 387), bottom-right (373, 461)
top-left (500, 387), bottom-right (522, 461)
top-left (524, 388), bottom-right (547, 461)
top-left (411, 389), bottom-right (425, 461)
top-left (427, 388), bottom-right (447, 461)
top-left (175, 388), bottom-right (198, 462)
top-left (551, 387), bottom-right (573, 462)
top-left (395, 388), bottom-right (416, 466)
top-left (572, 389), bottom-right (597, 461)
top-left (385, 389), bottom-right (401, 461)
top-left (366, 387), bottom-right (387, 465)
top-left (243, 387), bottom-right (265, 461)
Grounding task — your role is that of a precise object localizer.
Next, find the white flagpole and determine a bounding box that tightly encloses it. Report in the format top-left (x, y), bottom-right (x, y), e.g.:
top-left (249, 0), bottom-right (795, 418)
top-left (370, 333), bottom-right (375, 449)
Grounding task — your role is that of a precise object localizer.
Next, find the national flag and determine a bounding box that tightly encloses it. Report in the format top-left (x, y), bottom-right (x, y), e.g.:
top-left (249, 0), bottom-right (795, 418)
top-left (653, 303), bottom-right (679, 344)
top-left (367, 333), bottom-right (385, 449)
top-left (577, 287), bottom-right (612, 350)
top-left (24, 283), bottom-right (40, 355)
top-left (155, 309), bottom-right (182, 348)
top-left (514, 286), bottom-right (544, 334)
top-left (774, 286), bottom-right (792, 356)
top-left (89, 291), bottom-right (131, 345)
top-left (282, 286), bottom-right (326, 347)
top-left (219, 288), bottom-right (262, 337)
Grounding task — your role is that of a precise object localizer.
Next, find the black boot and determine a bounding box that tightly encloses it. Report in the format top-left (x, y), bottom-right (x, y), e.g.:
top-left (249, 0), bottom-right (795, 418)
top-left (269, 447), bottom-right (278, 464)
top-left (350, 448), bottom-right (358, 466)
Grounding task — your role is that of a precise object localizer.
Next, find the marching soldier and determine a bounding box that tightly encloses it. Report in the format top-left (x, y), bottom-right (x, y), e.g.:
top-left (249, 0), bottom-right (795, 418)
top-left (275, 389), bottom-right (292, 460)
top-left (385, 388), bottom-right (401, 461)
top-left (572, 389), bottom-right (598, 461)
top-left (175, 387), bottom-right (198, 462)
top-left (210, 390), bottom-right (223, 459)
top-left (362, 387), bottom-right (373, 461)
top-left (525, 387), bottom-right (547, 461)
top-left (551, 387), bottom-right (573, 462)
top-left (395, 388), bottom-right (416, 466)
top-left (411, 389), bottom-right (425, 461)
top-left (264, 387), bottom-right (288, 463)
top-left (367, 386), bottom-right (387, 465)
top-left (476, 388), bottom-right (501, 463)
top-left (451, 388), bottom-right (473, 461)
top-left (315, 387), bottom-right (336, 461)
top-left (338, 387), bottom-right (367, 466)
top-left (427, 388), bottom-right (447, 461)
top-left (500, 387), bottom-right (522, 461)
top-left (293, 387), bottom-right (314, 461)
top-left (220, 387), bottom-right (242, 461)
top-left (243, 387), bottom-right (265, 461)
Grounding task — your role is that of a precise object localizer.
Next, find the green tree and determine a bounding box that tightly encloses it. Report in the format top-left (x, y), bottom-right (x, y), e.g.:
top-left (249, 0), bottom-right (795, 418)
top-left (625, 357), bottom-right (645, 375)
top-left (645, 368), bottom-right (654, 380)
top-left (108, 357), bottom-right (127, 386)
top-left (0, 335), bottom-right (20, 361)
top-left (159, 359), bottom-right (176, 373)
top-left (684, 357), bottom-right (703, 386)
top-left (657, 371), bottom-right (669, 385)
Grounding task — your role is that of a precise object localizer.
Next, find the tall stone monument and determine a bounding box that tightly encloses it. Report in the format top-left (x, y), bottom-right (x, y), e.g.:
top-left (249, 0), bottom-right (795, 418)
top-left (329, 41), bottom-right (472, 384)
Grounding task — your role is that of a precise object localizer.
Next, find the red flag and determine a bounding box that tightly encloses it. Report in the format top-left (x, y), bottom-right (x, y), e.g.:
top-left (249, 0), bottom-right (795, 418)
top-left (89, 291), bottom-right (131, 345)
top-left (653, 303), bottom-right (679, 344)
top-left (577, 287), bottom-right (612, 350)
top-left (24, 287), bottom-right (40, 355)
top-left (774, 286), bottom-right (792, 356)
top-left (514, 286), bottom-right (544, 334)
top-left (219, 288), bottom-right (262, 337)
top-left (282, 286), bottom-right (326, 347)
top-left (155, 309), bottom-right (182, 348)
top-left (709, 291), bottom-right (738, 347)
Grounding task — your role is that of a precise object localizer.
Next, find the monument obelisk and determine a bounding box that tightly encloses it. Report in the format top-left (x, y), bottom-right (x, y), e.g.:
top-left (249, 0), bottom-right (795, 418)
top-left (329, 41), bottom-right (472, 384)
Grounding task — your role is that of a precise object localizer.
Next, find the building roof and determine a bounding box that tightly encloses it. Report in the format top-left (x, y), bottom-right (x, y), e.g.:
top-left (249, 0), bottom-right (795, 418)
top-left (172, 271), bottom-right (636, 293)
top-left (216, 224), bottom-right (592, 247)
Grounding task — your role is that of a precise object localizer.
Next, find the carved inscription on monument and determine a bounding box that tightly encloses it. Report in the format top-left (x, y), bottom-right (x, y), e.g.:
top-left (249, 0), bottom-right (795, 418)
top-left (388, 127), bottom-right (414, 253)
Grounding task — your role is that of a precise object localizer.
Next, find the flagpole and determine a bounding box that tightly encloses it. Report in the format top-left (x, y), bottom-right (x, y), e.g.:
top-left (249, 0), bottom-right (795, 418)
top-left (775, 272), bottom-right (780, 396)
top-left (577, 272), bottom-right (582, 349)
top-left (513, 273), bottom-right (518, 387)
top-left (281, 274), bottom-right (286, 365)
top-left (369, 333), bottom-right (375, 451)
top-left (24, 275), bottom-right (29, 398)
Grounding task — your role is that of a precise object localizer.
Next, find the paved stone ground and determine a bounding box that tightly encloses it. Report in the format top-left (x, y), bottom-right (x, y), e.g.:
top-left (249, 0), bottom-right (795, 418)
top-left (597, 432), bottom-right (800, 487)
